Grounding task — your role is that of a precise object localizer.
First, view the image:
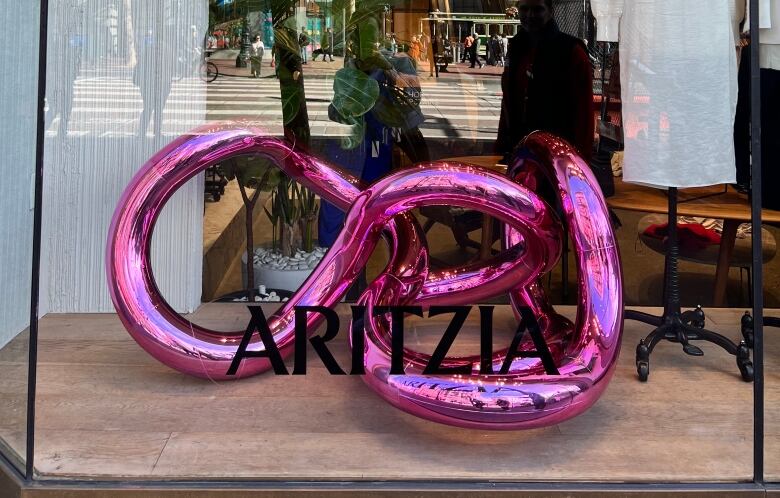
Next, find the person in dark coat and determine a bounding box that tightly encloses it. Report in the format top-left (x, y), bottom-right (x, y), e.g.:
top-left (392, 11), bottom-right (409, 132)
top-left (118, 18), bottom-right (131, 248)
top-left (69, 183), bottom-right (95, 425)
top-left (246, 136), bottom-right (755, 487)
top-left (469, 33), bottom-right (484, 68)
top-left (496, 0), bottom-right (594, 162)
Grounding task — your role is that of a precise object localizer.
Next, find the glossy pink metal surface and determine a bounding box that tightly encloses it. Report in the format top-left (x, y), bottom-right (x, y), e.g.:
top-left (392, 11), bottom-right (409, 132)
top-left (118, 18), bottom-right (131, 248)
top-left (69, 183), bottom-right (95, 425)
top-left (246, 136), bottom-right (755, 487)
top-left (359, 133), bottom-right (623, 429)
top-left (107, 124), bottom-right (623, 429)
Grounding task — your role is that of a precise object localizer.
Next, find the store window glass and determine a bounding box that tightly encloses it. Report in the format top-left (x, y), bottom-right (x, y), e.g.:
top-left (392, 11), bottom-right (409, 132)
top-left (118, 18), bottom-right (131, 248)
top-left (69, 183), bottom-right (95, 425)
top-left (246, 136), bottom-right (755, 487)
top-left (32, 0), bottom-right (757, 484)
top-left (34, 0), bottom-right (208, 477)
top-left (0, 1), bottom-right (40, 474)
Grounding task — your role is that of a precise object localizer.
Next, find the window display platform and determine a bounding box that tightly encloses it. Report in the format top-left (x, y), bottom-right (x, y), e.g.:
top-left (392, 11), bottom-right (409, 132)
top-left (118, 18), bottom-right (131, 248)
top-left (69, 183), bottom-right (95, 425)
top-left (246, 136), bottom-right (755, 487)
top-left (0, 304), bottom-right (774, 484)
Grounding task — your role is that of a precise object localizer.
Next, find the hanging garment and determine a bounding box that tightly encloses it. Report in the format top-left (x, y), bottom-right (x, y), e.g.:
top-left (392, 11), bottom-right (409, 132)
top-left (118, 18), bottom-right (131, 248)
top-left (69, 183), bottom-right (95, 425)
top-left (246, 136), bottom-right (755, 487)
top-left (592, 0), bottom-right (741, 188)
top-left (735, 1), bottom-right (780, 209)
top-left (756, 0), bottom-right (780, 69)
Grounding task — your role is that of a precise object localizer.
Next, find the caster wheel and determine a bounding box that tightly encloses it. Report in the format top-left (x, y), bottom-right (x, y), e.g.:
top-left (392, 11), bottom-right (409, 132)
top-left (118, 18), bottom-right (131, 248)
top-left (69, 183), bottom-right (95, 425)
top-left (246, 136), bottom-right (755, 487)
top-left (741, 312), bottom-right (754, 348)
top-left (213, 193), bottom-right (221, 202)
top-left (637, 361), bottom-right (649, 382)
top-left (736, 342), bottom-right (754, 382)
top-left (738, 360), bottom-right (754, 382)
top-left (691, 305), bottom-right (705, 329)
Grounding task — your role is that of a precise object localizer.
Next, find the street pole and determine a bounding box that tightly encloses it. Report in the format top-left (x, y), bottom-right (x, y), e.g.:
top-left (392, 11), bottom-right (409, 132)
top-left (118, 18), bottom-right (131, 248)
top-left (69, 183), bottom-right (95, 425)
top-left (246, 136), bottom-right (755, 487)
top-left (236, 15), bottom-right (251, 67)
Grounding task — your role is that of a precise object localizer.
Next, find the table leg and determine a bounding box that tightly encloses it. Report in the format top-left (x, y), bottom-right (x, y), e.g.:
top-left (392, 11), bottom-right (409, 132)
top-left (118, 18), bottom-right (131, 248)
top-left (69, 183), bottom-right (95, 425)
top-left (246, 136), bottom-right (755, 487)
top-left (480, 213), bottom-right (493, 260)
top-left (713, 219), bottom-right (739, 307)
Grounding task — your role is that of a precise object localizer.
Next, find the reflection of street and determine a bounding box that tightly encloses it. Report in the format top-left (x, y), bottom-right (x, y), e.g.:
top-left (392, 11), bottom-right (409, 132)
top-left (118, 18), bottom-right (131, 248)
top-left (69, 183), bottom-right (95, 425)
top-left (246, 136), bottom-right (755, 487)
top-left (200, 76), bottom-right (502, 141)
top-left (53, 67), bottom-right (503, 141)
top-left (45, 63), bottom-right (205, 138)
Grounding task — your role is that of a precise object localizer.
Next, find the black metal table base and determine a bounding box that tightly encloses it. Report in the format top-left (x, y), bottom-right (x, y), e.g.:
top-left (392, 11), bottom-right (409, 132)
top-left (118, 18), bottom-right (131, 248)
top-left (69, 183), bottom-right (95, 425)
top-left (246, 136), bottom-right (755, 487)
top-left (740, 313), bottom-right (780, 348)
top-left (625, 187), bottom-right (754, 382)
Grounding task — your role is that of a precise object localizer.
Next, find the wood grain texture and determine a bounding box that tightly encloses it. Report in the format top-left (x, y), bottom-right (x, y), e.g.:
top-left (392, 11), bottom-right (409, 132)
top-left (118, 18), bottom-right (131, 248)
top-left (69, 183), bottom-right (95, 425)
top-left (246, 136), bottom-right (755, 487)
top-left (0, 305), bottom-right (772, 482)
top-left (608, 179), bottom-right (780, 223)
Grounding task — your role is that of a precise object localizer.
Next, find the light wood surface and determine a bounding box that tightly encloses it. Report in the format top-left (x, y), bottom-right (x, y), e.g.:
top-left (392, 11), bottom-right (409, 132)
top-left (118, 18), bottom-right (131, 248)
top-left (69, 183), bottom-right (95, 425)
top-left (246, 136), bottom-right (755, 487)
top-left (0, 305), bottom-right (777, 482)
top-left (439, 155), bottom-right (506, 172)
top-left (608, 180), bottom-right (780, 223)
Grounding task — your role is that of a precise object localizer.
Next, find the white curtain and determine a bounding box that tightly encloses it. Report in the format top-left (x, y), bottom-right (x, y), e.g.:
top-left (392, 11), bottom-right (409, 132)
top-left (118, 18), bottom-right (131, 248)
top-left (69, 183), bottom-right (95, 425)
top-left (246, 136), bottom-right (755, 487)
top-left (41, 0), bottom-right (208, 314)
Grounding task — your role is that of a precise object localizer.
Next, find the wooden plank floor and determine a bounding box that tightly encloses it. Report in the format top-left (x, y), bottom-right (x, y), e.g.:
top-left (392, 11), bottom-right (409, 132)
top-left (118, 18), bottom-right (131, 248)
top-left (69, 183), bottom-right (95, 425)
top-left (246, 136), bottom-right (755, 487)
top-left (1, 305), bottom-right (778, 482)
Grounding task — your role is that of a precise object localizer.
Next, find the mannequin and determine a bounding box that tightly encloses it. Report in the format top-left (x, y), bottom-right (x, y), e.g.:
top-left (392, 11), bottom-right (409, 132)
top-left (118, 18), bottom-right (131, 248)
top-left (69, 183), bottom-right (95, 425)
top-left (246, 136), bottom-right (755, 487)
top-left (591, 0), bottom-right (742, 188)
top-left (591, 1), bottom-right (755, 381)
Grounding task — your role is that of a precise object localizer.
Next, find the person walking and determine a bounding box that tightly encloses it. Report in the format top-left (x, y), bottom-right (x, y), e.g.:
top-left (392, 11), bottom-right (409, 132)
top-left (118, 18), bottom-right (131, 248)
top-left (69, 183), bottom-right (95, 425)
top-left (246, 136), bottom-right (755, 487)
top-left (469, 33), bottom-right (483, 68)
top-left (298, 28), bottom-right (309, 64)
top-left (135, 23), bottom-right (176, 137)
top-left (500, 33), bottom-right (509, 66)
top-left (418, 32), bottom-right (429, 61)
top-left (461, 34), bottom-right (473, 63)
top-left (432, 34), bottom-right (449, 76)
top-left (271, 44), bottom-right (279, 79)
top-left (321, 27), bottom-right (335, 62)
top-left (486, 34), bottom-right (497, 65)
top-left (250, 35), bottom-right (265, 78)
top-left (409, 35), bottom-right (422, 60)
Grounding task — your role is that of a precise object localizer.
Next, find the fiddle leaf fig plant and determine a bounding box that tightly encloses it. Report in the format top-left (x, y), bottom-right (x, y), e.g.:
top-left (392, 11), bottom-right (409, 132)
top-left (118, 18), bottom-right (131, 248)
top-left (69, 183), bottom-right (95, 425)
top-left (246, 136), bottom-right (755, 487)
top-left (332, 67), bottom-right (380, 120)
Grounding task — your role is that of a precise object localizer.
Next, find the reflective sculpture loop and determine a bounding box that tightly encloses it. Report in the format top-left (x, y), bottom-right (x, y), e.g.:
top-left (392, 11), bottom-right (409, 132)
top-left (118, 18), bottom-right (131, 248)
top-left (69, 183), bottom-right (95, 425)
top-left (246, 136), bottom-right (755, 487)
top-left (107, 123), bottom-right (623, 429)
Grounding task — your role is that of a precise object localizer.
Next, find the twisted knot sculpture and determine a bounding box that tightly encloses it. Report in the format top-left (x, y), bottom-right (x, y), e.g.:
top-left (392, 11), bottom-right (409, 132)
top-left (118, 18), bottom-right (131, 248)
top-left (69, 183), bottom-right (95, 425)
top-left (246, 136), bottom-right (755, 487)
top-left (107, 124), bottom-right (623, 430)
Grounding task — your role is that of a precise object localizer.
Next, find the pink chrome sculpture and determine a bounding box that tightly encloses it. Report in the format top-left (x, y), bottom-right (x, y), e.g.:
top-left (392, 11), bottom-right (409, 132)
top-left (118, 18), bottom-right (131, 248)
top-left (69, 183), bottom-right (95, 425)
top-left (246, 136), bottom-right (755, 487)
top-left (107, 123), bottom-right (623, 429)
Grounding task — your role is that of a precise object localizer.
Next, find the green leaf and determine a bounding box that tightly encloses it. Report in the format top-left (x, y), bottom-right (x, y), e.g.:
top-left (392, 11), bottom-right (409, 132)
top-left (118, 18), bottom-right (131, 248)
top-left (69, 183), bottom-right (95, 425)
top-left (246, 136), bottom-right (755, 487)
top-left (340, 115), bottom-right (365, 150)
top-left (332, 67), bottom-right (380, 119)
top-left (357, 17), bottom-right (381, 60)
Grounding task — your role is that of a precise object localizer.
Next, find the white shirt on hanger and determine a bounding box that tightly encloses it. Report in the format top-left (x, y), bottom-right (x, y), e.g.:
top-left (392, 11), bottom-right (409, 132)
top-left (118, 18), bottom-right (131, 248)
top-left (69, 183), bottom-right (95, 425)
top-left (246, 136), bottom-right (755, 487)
top-left (591, 0), bottom-right (740, 188)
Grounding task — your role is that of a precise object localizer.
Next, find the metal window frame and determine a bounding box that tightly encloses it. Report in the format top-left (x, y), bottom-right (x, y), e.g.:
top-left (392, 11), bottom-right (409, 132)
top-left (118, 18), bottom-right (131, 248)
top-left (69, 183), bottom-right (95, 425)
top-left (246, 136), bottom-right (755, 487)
top-left (3, 0), bottom-right (771, 490)
top-left (749, 0), bottom-right (766, 485)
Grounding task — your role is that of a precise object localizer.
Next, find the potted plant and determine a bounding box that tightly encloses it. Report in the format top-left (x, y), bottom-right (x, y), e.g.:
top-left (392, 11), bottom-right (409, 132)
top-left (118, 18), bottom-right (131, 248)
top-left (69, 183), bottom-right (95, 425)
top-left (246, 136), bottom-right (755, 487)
top-left (222, 156), bottom-right (322, 301)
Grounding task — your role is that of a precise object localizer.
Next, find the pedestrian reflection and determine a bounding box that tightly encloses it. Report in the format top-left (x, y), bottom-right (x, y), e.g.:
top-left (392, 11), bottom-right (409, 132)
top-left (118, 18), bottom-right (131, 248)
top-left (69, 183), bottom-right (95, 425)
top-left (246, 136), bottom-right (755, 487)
top-left (133, 2), bottom-right (177, 138)
top-left (46, 0), bottom-right (85, 137)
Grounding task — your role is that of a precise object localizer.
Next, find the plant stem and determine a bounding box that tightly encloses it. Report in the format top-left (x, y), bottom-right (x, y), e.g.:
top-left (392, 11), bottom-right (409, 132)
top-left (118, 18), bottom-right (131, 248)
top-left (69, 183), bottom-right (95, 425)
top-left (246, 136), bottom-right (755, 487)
top-left (237, 178), bottom-right (256, 303)
top-left (237, 166), bottom-right (272, 302)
